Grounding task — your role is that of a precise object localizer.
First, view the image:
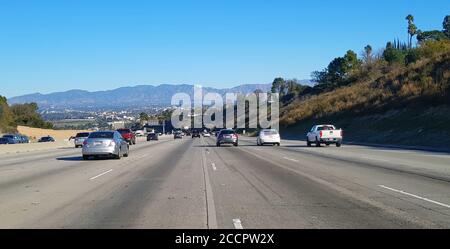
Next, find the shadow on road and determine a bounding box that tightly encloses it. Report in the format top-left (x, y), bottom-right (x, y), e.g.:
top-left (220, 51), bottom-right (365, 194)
top-left (195, 144), bottom-right (258, 148)
top-left (57, 156), bottom-right (116, 161)
top-left (283, 145), bottom-right (312, 148)
top-left (56, 156), bottom-right (83, 161)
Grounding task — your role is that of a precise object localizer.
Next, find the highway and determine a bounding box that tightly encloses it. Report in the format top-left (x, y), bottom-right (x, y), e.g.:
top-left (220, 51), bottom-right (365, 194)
top-left (0, 135), bottom-right (450, 228)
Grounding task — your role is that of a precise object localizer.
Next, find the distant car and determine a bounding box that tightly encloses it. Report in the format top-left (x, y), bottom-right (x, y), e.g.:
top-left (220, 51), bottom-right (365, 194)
top-left (2, 134), bottom-right (21, 144)
top-left (203, 132), bottom-right (211, 137)
top-left (192, 130), bottom-right (201, 138)
top-left (135, 130), bottom-right (146, 137)
top-left (0, 137), bottom-right (15, 144)
top-left (74, 132), bottom-right (90, 148)
top-left (257, 129), bottom-right (281, 146)
top-left (82, 131), bottom-right (129, 160)
top-left (147, 133), bottom-right (159, 141)
top-left (216, 129), bottom-right (238, 147)
top-left (19, 135), bottom-right (30, 143)
top-left (174, 131), bottom-right (183, 139)
top-left (38, 136), bottom-right (55, 143)
top-left (306, 124), bottom-right (343, 147)
top-left (117, 128), bottom-right (136, 145)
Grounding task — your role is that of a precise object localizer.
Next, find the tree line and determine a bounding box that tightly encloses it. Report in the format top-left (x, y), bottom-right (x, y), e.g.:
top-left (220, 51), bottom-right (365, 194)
top-left (0, 96), bottom-right (53, 133)
top-left (270, 15), bottom-right (450, 104)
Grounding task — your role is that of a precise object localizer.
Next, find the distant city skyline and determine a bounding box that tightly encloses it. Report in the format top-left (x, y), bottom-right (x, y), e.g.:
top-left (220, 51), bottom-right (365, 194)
top-left (1, 0), bottom-right (449, 98)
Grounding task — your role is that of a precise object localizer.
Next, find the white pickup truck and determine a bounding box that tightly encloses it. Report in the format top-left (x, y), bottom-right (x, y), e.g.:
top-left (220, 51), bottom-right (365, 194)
top-left (306, 124), bottom-right (343, 147)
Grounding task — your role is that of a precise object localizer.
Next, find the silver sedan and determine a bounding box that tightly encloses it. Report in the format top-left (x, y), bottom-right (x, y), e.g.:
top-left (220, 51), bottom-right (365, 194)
top-left (82, 131), bottom-right (129, 160)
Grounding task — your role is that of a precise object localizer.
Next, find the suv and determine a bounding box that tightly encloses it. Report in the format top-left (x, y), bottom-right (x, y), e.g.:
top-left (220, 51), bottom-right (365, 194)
top-left (2, 134), bottom-right (21, 144)
top-left (74, 132), bottom-right (90, 148)
top-left (147, 132), bottom-right (159, 141)
top-left (192, 130), bottom-right (201, 138)
top-left (117, 128), bottom-right (136, 145)
top-left (0, 137), bottom-right (15, 144)
top-left (216, 129), bottom-right (238, 147)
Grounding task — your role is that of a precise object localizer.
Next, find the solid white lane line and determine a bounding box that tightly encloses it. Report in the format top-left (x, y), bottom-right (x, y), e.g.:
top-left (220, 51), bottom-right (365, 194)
top-left (379, 185), bottom-right (450, 209)
top-left (211, 163), bottom-right (217, 171)
top-left (283, 156), bottom-right (299, 162)
top-left (89, 169), bottom-right (113, 180)
top-left (233, 218), bottom-right (243, 229)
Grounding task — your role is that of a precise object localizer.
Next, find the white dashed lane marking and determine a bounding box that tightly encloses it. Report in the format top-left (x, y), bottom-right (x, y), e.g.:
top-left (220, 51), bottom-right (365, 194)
top-left (89, 169), bottom-right (113, 180)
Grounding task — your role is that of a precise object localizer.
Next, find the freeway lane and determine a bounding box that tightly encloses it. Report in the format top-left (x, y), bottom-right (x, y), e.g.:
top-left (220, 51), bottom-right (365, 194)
top-left (0, 135), bottom-right (449, 228)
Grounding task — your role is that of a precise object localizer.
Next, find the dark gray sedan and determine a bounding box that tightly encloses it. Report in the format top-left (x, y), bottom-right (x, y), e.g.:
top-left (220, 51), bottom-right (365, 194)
top-left (216, 129), bottom-right (238, 147)
top-left (82, 131), bottom-right (129, 160)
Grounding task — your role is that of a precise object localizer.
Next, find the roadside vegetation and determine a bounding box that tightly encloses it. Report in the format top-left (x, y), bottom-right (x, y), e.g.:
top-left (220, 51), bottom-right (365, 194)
top-left (272, 15), bottom-right (450, 148)
top-left (0, 96), bottom-right (53, 133)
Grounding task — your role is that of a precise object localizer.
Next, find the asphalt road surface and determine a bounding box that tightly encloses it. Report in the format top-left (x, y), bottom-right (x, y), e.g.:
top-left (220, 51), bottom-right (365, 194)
top-left (0, 135), bottom-right (449, 228)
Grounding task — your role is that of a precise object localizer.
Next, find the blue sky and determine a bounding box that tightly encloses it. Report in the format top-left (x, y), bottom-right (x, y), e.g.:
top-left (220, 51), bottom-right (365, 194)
top-left (0, 0), bottom-right (448, 98)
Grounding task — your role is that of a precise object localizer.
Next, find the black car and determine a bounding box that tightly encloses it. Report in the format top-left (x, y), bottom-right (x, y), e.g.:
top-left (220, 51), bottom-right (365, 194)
top-left (38, 136), bottom-right (55, 142)
top-left (147, 133), bottom-right (159, 141)
top-left (0, 137), bottom-right (15, 144)
top-left (192, 130), bottom-right (201, 138)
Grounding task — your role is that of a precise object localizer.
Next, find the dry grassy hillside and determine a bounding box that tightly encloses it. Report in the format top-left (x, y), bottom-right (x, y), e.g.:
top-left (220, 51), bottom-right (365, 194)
top-left (280, 45), bottom-right (450, 148)
top-left (17, 126), bottom-right (90, 142)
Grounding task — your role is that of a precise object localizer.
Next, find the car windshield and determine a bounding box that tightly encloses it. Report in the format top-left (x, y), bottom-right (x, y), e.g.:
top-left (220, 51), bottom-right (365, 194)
top-left (3, 135), bottom-right (14, 138)
top-left (317, 126), bottom-right (334, 131)
top-left (41, 137), bottom-right (52, 141)
top-left (220, 130), bottom-right (235, 135)
top-left (117, 129), bottom-right (131, 134)
top-left (263, 130), bottom-right (278, 135)
top-left (89, 132), bottom-right (114, 139)
top-left (76, 133), bottom-right (90, 137)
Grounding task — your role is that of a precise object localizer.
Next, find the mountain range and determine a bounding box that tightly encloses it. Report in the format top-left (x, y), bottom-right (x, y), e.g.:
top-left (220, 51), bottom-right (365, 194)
top-left (7, 83), bottom-right (272, 108)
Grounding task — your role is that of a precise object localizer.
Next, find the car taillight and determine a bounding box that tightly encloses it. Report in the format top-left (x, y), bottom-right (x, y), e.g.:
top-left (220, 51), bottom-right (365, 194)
top-left (320, 131), bottom-right (323, 138)
top-left (233, 134), bottom-right (237, 138)
top-left (83, 140), bottom-right (88, 145)
top-left (109, 141), bottom-right (116, 147)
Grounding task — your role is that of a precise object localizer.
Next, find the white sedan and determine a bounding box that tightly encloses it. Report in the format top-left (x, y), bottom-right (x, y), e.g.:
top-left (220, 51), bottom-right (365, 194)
top-left (256, 129), bottom-right (280, 146)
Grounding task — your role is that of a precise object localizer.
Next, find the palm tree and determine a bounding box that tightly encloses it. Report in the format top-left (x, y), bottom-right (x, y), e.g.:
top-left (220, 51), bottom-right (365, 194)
top-left (406, 15), bottom-right (417, 48)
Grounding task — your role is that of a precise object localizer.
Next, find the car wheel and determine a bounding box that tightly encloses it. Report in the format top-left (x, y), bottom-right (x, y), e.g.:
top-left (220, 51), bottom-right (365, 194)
top-left (306, 137), bottom-right (311, 147)
top-left (336, 142), bottom-right (342, 147)
top-left (277, 143), bottom-right (280, 146)
top-left (115, 153), bottom-right (121, 160)
top-left (315, 138), bottom-right (321, 147)
top-left (234, 142), bottom-right (238, 147)
top-left (216, 143), bottom-right (220, 147)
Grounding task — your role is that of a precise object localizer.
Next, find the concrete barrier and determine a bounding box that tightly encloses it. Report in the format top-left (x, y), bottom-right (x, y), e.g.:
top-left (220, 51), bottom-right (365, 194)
top-left (0, 140), bottom-right (75, 155)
